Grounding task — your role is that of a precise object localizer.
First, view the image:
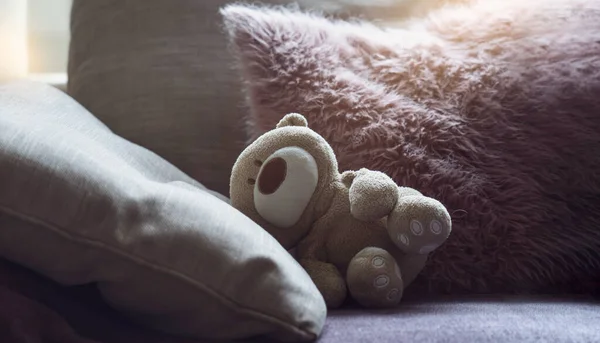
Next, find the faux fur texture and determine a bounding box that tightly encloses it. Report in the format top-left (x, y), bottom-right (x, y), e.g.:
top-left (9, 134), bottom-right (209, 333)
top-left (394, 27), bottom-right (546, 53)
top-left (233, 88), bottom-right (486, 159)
top-left (221, 0), bottom-right (600, 294)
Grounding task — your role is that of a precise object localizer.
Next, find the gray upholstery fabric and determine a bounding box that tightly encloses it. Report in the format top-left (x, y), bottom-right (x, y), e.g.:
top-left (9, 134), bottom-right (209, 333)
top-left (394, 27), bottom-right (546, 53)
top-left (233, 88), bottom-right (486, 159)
top-left (68, 0), bottom-right (252, 196)
top-left (0, 81), bottom-right (326, 342)
top-left (320, 296), bottom-right (600, 343)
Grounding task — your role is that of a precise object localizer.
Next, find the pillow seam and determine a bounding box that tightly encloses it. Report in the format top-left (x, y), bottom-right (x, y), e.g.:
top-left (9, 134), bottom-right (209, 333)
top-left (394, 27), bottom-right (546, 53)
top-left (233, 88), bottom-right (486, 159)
top-left (0, 204), bottom-right (316, 341)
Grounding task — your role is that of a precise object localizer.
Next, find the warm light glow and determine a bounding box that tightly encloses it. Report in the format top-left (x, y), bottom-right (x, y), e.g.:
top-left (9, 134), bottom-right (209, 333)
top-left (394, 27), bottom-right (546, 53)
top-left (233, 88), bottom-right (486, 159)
top-left (0, 0), bottom-right (28, 82)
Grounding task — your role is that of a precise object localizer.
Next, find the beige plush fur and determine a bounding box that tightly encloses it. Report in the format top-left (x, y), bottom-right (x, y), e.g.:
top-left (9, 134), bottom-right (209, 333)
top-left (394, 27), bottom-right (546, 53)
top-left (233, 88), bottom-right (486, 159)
top-left (230, 114), bottom-right (452, 308)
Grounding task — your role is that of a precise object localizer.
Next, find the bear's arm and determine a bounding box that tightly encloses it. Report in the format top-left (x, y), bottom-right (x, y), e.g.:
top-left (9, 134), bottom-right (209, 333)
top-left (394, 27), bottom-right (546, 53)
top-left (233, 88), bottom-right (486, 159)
top-left (346, 169), bottom-right (425, 222)
top-left (347, 169), bottom-right (399, 221)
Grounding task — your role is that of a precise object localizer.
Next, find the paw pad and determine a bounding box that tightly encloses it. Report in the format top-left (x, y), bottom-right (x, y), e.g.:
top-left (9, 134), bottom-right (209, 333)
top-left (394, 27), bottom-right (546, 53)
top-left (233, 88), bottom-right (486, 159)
top-left (410, 219), bottom-right (424, 235)
top-left (430, 220), bottom-right (443, 234)
top-left (387, 288), bottom-right (400, 301)
top-left (372, 256), bottom-right (385, 268)
top-left (397, 233), bottom-right (410, 246)
top-left (373, 275), bottom-right (390, 288)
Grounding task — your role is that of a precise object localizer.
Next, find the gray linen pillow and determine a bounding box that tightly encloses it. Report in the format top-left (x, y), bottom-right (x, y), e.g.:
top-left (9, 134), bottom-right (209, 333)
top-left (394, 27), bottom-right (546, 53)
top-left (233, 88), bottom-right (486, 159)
top-left (0, 81), bottom-right (326, 342)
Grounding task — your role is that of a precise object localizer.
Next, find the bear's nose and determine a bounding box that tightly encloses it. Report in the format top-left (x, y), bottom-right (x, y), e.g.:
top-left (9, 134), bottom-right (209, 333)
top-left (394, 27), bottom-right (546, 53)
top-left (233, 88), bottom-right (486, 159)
top-left (258, 157), bottom-right (287, 194)
top-left (252, 146), bottom-right (318, 228)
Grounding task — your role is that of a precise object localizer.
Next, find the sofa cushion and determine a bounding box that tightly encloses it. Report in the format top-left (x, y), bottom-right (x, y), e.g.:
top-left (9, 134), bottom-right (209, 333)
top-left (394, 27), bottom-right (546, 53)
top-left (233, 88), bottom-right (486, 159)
top-left (0, 81), bottom-right (326, 342)
top-left (321, 295), bottom-right (600, 343)
top-left (221, 0), bottom-right (600, 295)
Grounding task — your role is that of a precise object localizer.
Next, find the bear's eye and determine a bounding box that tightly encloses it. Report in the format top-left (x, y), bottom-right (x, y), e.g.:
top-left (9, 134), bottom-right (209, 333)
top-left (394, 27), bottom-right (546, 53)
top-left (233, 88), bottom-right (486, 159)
top-left (253, 146), bottom-right (318, 228)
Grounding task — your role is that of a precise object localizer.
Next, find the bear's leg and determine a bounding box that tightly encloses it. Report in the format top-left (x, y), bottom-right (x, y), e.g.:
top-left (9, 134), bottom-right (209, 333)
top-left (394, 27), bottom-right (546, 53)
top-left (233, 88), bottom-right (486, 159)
top-left (300, 259), bottom-right (348, 308)
top-left (346, 247), bottom-right (403, 308)
top-left (387, 195), bottom-right (452, 255)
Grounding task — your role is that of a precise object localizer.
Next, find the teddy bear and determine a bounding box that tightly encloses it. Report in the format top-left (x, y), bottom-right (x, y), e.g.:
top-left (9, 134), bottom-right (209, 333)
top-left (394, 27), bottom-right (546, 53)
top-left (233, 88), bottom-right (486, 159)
top-left (230, 113), bottom-right (452, 308)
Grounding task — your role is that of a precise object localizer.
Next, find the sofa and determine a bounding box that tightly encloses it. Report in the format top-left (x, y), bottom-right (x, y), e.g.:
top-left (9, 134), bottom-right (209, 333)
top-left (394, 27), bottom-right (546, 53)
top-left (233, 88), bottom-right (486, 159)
top-left (1, 0), bottom-right (599, 342)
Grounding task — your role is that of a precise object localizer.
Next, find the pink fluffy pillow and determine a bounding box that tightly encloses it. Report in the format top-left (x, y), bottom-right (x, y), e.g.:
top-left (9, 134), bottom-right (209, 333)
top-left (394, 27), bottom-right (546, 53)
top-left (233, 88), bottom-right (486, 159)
top-left (221, 0), bottom-right (600, 294)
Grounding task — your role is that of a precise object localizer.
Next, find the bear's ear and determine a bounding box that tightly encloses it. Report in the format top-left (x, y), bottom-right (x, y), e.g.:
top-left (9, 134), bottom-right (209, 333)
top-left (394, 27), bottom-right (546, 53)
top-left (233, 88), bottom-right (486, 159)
top-left (276, 113), bottom-right (308, 128)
